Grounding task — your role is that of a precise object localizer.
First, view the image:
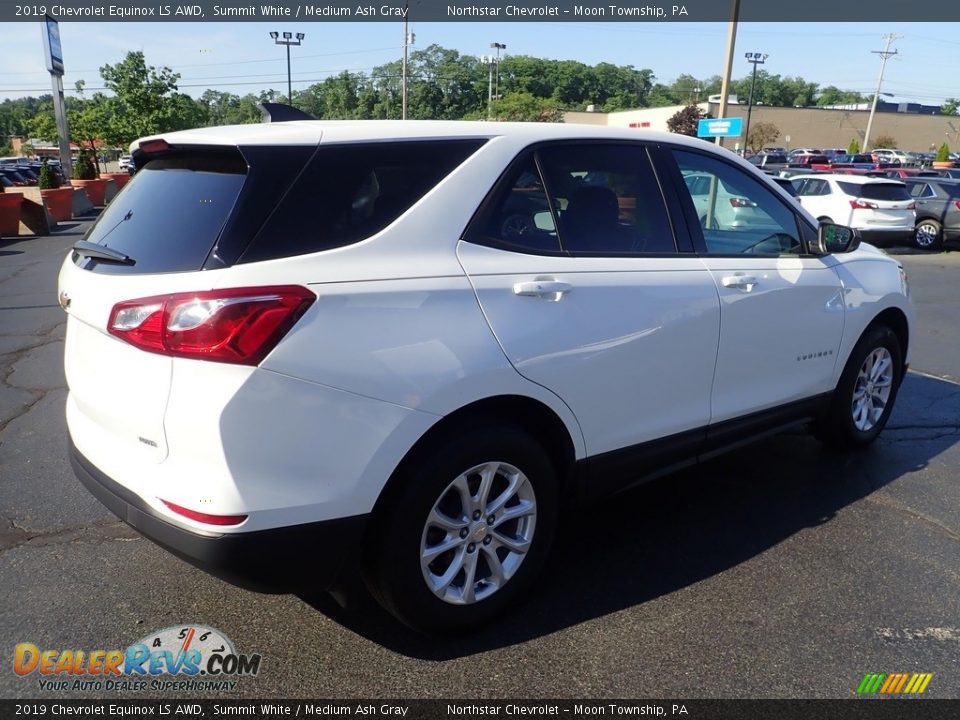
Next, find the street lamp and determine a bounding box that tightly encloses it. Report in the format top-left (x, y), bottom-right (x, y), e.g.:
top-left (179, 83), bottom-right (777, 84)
top-left (481, 55), bottom-right (500, 121)
top-left (270, 31), bottom-right (305, 103)
top-left (743, 52), bottom-right (768, 156)
top-left (490, 42), bottom-right (506, 120)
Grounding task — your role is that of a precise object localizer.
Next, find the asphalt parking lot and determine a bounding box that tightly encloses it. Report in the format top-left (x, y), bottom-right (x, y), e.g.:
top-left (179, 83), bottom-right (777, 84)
top-left (2, 221), bottom-right (959, 700)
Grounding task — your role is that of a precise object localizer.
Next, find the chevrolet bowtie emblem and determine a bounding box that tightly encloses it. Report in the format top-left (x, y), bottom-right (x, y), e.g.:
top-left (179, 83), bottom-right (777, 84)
top-left (58, 291), bottom-right (71, 310)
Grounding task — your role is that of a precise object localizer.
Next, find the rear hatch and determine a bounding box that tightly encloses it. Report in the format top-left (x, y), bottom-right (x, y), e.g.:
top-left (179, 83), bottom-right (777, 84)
top-left (60, 143), bottom-right (312, 463)
top-left (838, 180), bottom-right (915, 228)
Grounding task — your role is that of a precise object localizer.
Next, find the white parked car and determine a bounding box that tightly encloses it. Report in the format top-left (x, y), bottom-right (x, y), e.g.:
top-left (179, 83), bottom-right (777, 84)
top-left (60, 120), bottom-right (914, 632)
top-left (790, 174), bottom-right (916, 247)
top-left (118, 154), bottom-right (133, 171)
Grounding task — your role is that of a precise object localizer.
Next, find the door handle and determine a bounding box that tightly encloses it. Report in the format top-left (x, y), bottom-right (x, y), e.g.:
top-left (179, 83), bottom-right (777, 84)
top-left (513, 280), bottom-right (573, 299)
top-left (721, 274), bottom-right (758, 290)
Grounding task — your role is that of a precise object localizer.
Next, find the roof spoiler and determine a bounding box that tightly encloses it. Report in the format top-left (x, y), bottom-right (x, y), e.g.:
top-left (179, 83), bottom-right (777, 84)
top-left (258, 103), bottom-right (316, 123)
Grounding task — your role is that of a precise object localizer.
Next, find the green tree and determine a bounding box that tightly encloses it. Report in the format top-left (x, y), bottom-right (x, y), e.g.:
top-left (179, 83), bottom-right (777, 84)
top-left (666, 105), bottom-right (707, 136)
top-left (936, 142), bottom-right (950, 162)
top-left (99, 51), bottom-right (203, 145)
top-left (848, 138), bottom-right (861, 154)
top-left (940, 98), bottom-right (959, 116)
top-left (746, 121), bottom-right (780, 154)
top-left (817, 86), bottom-right (867, 107)
top-left (874, 134), bottom-right (897, 149)
top-left (493, 92), bottom-right (563, 122)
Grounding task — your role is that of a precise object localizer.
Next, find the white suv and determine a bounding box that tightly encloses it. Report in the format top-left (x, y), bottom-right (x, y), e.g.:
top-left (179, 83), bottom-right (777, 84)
top-left (791, 174), bottom-right (916, 247)
top-left (61, 120), bottom-right (913, 632)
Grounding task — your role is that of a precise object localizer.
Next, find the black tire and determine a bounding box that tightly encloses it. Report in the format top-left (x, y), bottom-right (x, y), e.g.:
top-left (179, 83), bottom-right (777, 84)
top-left (363, 425), bottom-right (558, 634)
top-left (814, 324), bottom-right (903, 450)
top-left (913, 218), bottom-right (943, 251)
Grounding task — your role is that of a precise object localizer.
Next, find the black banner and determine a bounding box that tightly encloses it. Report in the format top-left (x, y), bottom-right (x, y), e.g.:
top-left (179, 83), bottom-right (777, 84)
top-left (3, 0), bottom-right (960, 23)
top-left (3, 700), bottom-right (960, 720)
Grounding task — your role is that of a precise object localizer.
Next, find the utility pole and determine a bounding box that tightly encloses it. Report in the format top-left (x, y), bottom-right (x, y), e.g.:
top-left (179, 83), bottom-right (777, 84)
top-left (862, 33), bottom-right (900, 153)
top-left (715, 0), bottom-right (740, 150)
top-left (482, 55), bottom-right (494, 121)
top-left (402, 3), bottom-right (409, 119)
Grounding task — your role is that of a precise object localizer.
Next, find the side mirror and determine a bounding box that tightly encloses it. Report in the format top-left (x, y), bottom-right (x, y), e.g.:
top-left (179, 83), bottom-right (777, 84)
top-left (532, 210), bottom-right (556, 232)
top-left (810, 222), bottom-right (860, 255)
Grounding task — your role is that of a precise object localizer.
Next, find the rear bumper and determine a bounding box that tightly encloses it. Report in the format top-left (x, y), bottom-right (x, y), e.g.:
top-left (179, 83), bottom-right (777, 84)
top-left (69, 438), bottom-right (368, 593)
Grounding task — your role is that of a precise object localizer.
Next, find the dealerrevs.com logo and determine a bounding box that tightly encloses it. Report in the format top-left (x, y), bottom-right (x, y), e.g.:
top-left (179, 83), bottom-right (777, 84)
top-left (13, 625), bottom-right (261, 693)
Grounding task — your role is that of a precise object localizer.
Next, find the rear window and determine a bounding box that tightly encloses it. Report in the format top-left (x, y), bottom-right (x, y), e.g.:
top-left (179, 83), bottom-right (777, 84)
top-left (763, 154), bottom-right (788, 163)
top-left (76, 150), bottom-right (246, 275)
top-left (939, 183), bottom-right (960, 198)
top-left (240, 139), bottom-right (485, 263)
top-left (837, 181), bottom-right (911, 201)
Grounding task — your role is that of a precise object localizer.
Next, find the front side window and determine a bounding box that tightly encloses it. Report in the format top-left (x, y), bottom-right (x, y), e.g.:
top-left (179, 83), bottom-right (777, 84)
top-left (672, 149), bottom-right (803, 256)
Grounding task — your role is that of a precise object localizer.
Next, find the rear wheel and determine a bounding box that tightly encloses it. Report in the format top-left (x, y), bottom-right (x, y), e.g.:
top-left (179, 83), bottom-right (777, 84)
top-left (914, 219), bottom-right (942, 251)
top-left (363, 425), bottom-right (558, 633)
top-left (814, 325), bottom-right (903, 449)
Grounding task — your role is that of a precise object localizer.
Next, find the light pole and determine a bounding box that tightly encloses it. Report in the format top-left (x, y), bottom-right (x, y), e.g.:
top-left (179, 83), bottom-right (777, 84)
top-left (862, 34), bottom-right (900, 153)
top-left (269, 31), bottom-right (305, 103)
top-left (402, 3), bottom-right (416, 119)
top-left (743, 52), bottom-right (767, 156)
top-left (490, 42), bottom-right (506, 120)
top-left (481, 55), bottom-right (498, 121)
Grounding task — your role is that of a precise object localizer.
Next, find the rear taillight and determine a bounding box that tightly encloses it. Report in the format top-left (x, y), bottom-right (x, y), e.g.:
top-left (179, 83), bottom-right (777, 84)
top-left (907, 202), bottom-right (916, 210)
top-left (108, 286), bottom-right (315, 365)
top-left (160, 499), bottom-right (247, 526)
top-left (954, 201), bottom-right (960, 210)
top-left (850, 199), bottom-right (879, 210)
top-left (729, 197), bottom-right (757, 208)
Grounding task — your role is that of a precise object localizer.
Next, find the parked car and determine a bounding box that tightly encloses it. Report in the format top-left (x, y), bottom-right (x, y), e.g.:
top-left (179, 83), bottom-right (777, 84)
top-left (881, 168), bottom-right (941, 179)
top-left (830, 154), bottom-right (899, 171)
top-left (822, 148), bottom-right (847, 159)
top-left (790, 174), bottom-right (915, 247)
top-left (902, 177), bottom-right (960, 250)
top-left (937, 168), bottom-right (960, 180)
top-left (789, 153), bottom-right (832, 169)
top-left (61, 120), bottom-right (914, 633)
top-left (0, 169), bottom-right (32, 186)
top-left (746, 152), bottom-right (790, 173)
top-left (681, 170), bottom-right (783, 231)
top-left (788, 147), bottom-right (821, 157)
top-left (770, 175), bottom-right (800, 200)
top-left (118, 154), bottom-right (134, 172)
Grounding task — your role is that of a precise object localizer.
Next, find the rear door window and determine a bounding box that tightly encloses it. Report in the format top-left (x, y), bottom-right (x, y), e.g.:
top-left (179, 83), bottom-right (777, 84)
top-left (837, 182), bottom-right (911, 201)
top-left (240, 140), bottom-right (485, 263)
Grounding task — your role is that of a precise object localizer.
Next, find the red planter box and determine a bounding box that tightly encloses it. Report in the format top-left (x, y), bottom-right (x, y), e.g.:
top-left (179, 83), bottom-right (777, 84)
top-left (0, 193), bottom-right (22, 237)
top-left (41, 187), bottom-right (74, 222)
top-left (71, 178), bottom-right (109, 206)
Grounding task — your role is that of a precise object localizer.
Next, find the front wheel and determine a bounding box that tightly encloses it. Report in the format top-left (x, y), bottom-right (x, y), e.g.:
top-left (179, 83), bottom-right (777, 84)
top-left (914, 219), bottom-right (942, 251)
top-left (363, 425), bottom-right (558, 633)
top-left (814, 325), bottom-right (903, 449)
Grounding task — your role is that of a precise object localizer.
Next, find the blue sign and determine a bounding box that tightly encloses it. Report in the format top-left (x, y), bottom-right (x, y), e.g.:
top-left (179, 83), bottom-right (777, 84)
top-left (697, 117), bottom-right (743, 138)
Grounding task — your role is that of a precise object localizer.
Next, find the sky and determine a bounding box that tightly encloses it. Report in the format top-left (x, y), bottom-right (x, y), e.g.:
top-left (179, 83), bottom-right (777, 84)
top-left (0, 20), bottom-right (958, 107)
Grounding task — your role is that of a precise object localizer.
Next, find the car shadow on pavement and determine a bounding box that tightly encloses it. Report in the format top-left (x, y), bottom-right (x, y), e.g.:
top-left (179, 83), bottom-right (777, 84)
top-left (299, 372), bottom-right (960, 658)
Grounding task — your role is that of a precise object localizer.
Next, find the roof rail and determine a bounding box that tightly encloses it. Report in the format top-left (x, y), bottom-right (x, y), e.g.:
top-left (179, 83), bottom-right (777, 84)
top-left (258, 103), bottom-right (316, 123)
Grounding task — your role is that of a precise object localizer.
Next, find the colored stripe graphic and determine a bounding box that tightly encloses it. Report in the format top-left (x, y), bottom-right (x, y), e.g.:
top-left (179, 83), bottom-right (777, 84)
top-left (857, 673), bottom-right (885, 694)
top-left (857, 672), bottom-right (933, 694)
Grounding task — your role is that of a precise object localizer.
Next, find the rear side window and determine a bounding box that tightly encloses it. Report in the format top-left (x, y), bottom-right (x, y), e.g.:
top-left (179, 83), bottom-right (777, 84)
top-left (241, 140), bottom-right (485, 263)
top-left (837, 182), bottom-right (911, 201)
top-left (76, 150), bottom-right (246, 275)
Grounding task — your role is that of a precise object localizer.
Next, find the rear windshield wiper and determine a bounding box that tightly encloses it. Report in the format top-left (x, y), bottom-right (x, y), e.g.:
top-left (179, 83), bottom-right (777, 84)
top-left (72, 240), bottom-right (135, 265)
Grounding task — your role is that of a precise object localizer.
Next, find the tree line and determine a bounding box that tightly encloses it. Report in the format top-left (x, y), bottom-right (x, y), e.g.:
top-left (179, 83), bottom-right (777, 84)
top-left (1, 47), bottom-right (955, 154)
